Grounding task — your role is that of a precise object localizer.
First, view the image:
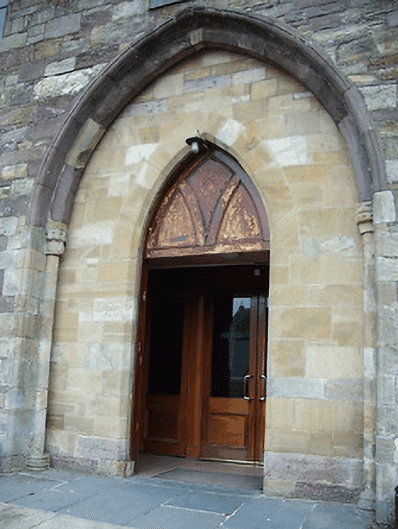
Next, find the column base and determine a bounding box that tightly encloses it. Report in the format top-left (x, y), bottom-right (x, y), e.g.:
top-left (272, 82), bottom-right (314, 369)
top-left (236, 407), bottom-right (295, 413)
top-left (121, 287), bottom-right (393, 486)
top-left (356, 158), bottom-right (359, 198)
top-left (25, 452), bottom-right (50, 471)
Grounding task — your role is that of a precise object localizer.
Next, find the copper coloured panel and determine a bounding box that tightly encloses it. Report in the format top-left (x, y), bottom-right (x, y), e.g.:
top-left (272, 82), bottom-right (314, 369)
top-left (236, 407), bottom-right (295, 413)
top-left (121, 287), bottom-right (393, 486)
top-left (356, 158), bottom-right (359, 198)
top-left (216, 183), bottom-right (261, 243)
top-left (145, 151), bottom-right (270, 259)
top-left (156, 189), bottom-right (198, 249)
top-left (187, 158), bottom-right (232, 230)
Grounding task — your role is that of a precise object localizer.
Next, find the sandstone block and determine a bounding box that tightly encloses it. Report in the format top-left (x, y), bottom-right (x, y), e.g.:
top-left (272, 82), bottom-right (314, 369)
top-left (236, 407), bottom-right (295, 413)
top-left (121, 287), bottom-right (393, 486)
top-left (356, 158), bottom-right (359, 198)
top-left (266, 429), bottom-right (310, 454)
top-left (269, 266), bottom-right (289, 284)
top-left (291, 184), bottom-right (322, 205)
top-left (2, 164), bottom-right (28, 180)
top-left (64, 416), bottom-right (94, 435)
top-left (271, 339), bottom-right (306, 377)
top-left (76, 435), bottom-right (126, 460)
top-left (271, 285), bottom-right (308, 306)
top-left (306, 345), bottom-right (362, 379)
top-left (153, 74), bottom-right (184, 98)
top-left (84, 342), bottom-right (125, 371)
top-left (274, 307), bottom-right (332, 339)
top-left (34, 39), bottom-right (61, 60)
top-left (232, 67), bottom-right (266, 85)
top-left (332, 321), bottom-right (364, 347)
top-left (268, 136), bottom-right (307, 167)
top-left (266, 397), bottom-right (295, 430)
top-left (268, 94), bottom-right (311, 114)
top-left (294, 399), bottom-right (363, 434)
top-left (92, 198), bottom-right (123, 221)
top-left (97, 262), bottom-right (134, 283)
top-left (216, 118), bottom-right (244, 147)
top-left (285, 113), bottom-right (321, 136)
top-left (53, 325), bottom-right (78, 343)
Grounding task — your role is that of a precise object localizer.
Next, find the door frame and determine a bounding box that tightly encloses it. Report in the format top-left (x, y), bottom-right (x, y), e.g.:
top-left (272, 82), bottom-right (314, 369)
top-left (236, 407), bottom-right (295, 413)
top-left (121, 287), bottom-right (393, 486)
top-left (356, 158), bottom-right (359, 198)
top-left (130, 262), bottom-right (269, 469)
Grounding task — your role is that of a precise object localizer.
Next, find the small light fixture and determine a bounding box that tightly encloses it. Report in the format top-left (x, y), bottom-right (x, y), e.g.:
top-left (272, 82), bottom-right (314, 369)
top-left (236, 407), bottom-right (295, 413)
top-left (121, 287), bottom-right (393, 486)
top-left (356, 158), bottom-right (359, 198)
top-left (186, 136), bottom-right (202, 153)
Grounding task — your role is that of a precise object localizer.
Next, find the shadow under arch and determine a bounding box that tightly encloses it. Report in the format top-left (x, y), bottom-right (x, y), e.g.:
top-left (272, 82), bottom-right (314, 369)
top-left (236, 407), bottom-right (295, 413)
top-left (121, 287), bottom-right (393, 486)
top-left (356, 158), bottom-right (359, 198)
top-left (29, 6), bottom-right (385, 228)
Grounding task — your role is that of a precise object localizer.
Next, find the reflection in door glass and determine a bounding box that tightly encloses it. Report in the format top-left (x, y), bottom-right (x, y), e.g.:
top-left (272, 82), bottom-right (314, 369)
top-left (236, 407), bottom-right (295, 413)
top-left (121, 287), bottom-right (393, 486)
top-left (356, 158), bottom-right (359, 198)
top-left (211, 297), bottom-right (251, 398)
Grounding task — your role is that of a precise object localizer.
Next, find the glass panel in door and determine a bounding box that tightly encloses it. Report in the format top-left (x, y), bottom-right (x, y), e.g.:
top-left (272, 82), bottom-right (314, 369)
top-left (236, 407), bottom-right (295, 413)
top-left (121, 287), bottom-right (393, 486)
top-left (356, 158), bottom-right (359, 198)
top-left (205, 295), bottom-right (258, 461)
top-left (211, 297), bottom-right (252, 398)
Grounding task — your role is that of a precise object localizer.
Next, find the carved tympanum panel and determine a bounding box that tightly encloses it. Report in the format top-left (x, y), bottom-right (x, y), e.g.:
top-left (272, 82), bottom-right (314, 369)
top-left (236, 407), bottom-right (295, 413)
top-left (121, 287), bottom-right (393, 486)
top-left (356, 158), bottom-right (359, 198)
top-left (146, 151), bottom-right (269, 258)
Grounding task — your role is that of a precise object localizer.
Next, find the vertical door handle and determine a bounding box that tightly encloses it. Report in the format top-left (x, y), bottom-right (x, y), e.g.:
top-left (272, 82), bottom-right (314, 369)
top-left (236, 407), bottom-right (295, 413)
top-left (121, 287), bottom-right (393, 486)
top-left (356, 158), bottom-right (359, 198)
top-left (243, 374), bottom-right (253, 401)
top-left (259, 374), bottom-right (266, 401)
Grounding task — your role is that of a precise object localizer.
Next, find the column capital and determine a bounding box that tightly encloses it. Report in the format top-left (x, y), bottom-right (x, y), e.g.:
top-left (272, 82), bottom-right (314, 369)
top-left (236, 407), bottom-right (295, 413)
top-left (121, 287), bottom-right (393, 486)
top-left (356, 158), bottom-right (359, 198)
top-left (356, 201), bottom-right (374, 235)
top-left (46, 227), bottom-right (67, 256)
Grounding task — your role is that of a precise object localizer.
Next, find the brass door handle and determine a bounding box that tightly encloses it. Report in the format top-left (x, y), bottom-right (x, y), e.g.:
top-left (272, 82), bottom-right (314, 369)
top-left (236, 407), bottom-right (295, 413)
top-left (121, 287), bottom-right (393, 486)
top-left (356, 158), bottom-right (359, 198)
top-left (243, 374), bottom-right (253, 401)
top-left (259, 374), bottom-right (266, 401)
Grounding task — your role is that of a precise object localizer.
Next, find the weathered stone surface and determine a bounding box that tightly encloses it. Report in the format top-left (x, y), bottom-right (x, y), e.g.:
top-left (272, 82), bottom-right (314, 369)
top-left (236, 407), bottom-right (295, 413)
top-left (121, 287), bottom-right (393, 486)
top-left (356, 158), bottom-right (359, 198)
top-left (325, 379), bottom-right (364, 401)
top-left (359, 84), bottom-right (397, 112)
top-left (112, 0), bottom-right (147, 20)
top-left (76, 436), bottom-right (127, 460)
top-left (268, 377), bottom-right (325, 399)
top-left (1, 164), bottom-right (28, 180)
top-left (44, 58), bottom-right (76, 77)
top-left (0, 32), bottom-right (27, 52)
top-left (373, 191), bottom-right (396, 225)
top-left (44, 13), bottom-right (81, 39)
top-left (65, 118), bottom-right (105, 169)
top-left (33, 64), bottom-right (106, 99)
top-left (0, 0), bottom-right (397, 522)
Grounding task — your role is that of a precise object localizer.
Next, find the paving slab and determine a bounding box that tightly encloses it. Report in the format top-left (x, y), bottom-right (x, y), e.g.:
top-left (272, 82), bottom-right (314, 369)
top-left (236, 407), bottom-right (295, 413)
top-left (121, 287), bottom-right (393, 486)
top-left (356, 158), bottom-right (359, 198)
top-left (303, 502), bottom-right (374, 529)
top-left (56, 482), bottom-right (180, 526)
top-left (0, 503), bottom-right (127, 529)
top-left (125, 504), bottom-right (224, 529)
top-left (221, 500), bottom-right (307, 529)
top-left (0, 469), bottom-right (376, 529)
top-left (0, 474), bottom-right (54, 502)
top-left (0, 503), bottom-right (57, 529)
top-left (163, 489), bottom-right (244, 514)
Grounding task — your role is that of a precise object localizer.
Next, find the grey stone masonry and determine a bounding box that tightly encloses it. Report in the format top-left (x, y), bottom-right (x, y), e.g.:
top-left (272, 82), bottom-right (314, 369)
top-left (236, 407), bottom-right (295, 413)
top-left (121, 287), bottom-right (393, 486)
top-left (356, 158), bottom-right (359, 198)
top-left (0, 1), bottom-right (397, 528)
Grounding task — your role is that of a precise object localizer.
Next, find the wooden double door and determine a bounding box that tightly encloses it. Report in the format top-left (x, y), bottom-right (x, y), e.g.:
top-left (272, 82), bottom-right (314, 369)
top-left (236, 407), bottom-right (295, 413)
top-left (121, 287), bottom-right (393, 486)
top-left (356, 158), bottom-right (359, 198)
top-left (141, 265), bottom-right (268, 463)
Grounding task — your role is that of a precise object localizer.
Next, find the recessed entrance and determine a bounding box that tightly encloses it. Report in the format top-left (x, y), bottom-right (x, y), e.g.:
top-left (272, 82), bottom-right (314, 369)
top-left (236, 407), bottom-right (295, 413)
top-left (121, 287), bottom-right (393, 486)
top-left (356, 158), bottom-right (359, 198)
top-left (131, 145), bottom-right (270, 470)
top-left (140, 264), bottom-right (268, 463)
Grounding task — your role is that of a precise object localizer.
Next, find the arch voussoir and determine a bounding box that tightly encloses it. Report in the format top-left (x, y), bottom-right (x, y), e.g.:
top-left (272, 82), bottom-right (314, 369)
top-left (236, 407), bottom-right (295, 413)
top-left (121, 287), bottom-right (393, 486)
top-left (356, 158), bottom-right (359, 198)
top-left (29, 7), bottom-right (384, 229)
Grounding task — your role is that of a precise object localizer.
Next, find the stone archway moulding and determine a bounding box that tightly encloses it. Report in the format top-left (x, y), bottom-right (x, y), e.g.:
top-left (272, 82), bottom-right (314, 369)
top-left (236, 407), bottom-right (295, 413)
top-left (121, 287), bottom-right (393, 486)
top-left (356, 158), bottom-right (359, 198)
top-left (29, 6), bottom-right (385, 228)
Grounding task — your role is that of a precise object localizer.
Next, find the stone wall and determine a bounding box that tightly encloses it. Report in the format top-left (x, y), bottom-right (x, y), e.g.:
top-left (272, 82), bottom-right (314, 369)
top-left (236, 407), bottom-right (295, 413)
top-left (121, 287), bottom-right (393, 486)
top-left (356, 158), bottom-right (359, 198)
top-left (47, 49), bottom-right (365, 499)
top-left (0, 0), bottom-right (398, 526)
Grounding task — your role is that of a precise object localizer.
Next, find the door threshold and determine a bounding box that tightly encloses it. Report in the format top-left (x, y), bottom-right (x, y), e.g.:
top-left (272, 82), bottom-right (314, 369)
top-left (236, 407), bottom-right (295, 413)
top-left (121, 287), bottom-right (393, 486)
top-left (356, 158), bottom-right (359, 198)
top-left (199, 457), bottom-right (264, 467)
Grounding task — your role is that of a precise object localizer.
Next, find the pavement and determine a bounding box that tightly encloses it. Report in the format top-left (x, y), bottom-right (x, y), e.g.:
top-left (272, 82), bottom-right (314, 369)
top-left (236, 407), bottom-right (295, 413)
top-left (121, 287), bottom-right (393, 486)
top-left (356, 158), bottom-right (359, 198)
top-left (0, 468), bottom-right (376, 529)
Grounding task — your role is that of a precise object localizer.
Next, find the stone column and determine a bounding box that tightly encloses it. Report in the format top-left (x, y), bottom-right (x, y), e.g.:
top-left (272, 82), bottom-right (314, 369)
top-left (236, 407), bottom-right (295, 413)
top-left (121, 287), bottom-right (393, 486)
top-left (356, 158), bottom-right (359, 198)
top-left (356, 201), bottom-right (377, 511)
top-left (373, 191), bottom-right (398, 526)
top-left (25, 223), bottom-right (67, 471)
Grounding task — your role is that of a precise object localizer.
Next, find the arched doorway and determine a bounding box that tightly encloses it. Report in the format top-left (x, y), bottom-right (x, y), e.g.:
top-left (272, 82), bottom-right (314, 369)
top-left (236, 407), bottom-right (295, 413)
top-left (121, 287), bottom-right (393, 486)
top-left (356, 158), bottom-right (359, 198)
top-left (131, 146), bottom-right (270, 466)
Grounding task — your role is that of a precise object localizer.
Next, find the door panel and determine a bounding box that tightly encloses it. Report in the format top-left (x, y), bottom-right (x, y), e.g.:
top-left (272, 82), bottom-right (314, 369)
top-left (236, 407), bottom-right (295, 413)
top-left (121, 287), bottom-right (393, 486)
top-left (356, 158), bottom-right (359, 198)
top-left (143, 295), bottom-right (186, 455)
top-left (204, 294), bottom-right (265, 462)
top-left (142, 266), bottom-right (268, 463)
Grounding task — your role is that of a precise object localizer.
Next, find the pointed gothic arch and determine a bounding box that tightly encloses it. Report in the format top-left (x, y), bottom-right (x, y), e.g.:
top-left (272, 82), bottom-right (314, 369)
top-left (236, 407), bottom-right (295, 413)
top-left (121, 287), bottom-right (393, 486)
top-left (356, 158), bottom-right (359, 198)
top-left (144, 147), bottom-right (270, 262)
top-left (29, 7), bottom-right (385, 228)
top-left (132, 144), bottom-right (270, 464)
